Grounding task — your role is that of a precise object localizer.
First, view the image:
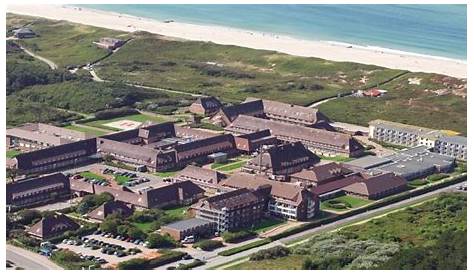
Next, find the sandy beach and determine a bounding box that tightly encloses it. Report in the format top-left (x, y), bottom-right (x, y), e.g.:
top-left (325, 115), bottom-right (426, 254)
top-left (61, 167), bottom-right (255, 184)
top-left (7, 4), bottom-right (467, 78)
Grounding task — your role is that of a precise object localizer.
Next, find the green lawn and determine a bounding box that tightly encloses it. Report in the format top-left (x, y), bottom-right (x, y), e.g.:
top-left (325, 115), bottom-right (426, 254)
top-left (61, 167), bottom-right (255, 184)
top-left (318, 155), bottom-right (353, 162)
top-left (214, 160), bottom-right (248, 172)
top-left (80, 171), bottom-right (106, 181)
top-left (321, 195), bottom-right (372, 212)
top-left (64, 124), bottom-right (108, 136)
top-left (251, 218), bottom-right (287, 234)
top-left (114, 175), bottom-right (131, 185)
top-left (164, 205), bottom-right (190, 219)
top-left (154, 170), bottom-right (179, 178)
top-left (84, 114), bottom-right (172, 131)
top-left (133, 221), bottom-right (155, 232)
top-left (6, 149), bottom-right (22, 158)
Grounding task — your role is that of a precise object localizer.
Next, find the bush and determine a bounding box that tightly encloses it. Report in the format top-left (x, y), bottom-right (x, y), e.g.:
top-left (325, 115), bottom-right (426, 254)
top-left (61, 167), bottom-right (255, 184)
top-left (193, 240), bottom-right (223, 251)
top-left (222, 230), bottom-right (257, 243)
top-left (427, 173), bottom-right (449, 182)
top-left (249, 245), bottom-right (290, 261)
top-left (147, 233), bottom-right (176, 248)
top-left (16, 209), bottom-right (42, 225)
top-left (176, 259), bottom-right (205, 270)
top-left (76, 193), bottom-right (114, 214)
top-left (118, 251), bottom-right (185, 269)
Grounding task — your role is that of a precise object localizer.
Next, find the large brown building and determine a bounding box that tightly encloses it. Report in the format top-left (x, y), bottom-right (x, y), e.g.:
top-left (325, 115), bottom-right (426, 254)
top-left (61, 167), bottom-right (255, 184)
top-left (211, 99), bottom-right (265, 127)
top-left (27, 214), bottom-right (79, 240)
top-left (13, 138), bottom-right (97, 174)
top-left (86, 200), bottom-right (134, 221)
top-left (6, 173), bottom-right (71, 209)
top-left (71, 179), bottom-right (205, 209)
top-left (243, 142), bottom-right (319, 180)
top-left (245, 98), bottom-right (333, 130)
top-left (189, 96), bottom-right (222, 116)
top-left (233, 129), bottom-right (279, 153)
top-left (6, 123), bottom-right (93, 151)
top-left (290, 162), bottom-right (354, 187)
top-left (97, 123), bottom-right (236, 171)
top-left (226, 115), bottom-right (364, 157)
top-left (221, 173), bottom-right (319, 221)
top-left (192, 187), bottom-right (269, 232)
top-left (342, 172), bottom-right (408, 200)
top-left (175, 165), bottom-right (227, 190)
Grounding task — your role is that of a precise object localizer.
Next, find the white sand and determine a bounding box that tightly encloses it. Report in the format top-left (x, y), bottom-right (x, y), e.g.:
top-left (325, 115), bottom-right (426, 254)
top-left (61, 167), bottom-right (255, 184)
top-left (7, 4), bottom-right (467, 78)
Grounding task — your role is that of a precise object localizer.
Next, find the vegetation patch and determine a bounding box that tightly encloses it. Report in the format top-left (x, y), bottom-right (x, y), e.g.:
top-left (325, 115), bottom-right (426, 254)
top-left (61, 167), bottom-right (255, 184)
top-left (321, 195), bottom-right (372, 212)
top-left (193, 239), bottom-right (224, 251)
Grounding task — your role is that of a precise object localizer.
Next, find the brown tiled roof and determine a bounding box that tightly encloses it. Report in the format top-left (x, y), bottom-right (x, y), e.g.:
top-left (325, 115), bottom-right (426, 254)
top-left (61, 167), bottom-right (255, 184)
top-left (291, 162), bottom-right (354, 183)
top-left (310, 174), bottom-right (365, 196)
top-left (86, 200), bottom-right (133, 221)
top-left (7, 173), bottom-right (70, 204)
top-left (174, 125), bottom-right (220, 140)
top-left (196, 188), bottom-right (263, 211)
top-left (97, 138), bottom-right (159, 164)
top-left (176, 165), bottom-right (227, 185)
top-left (6, 123), bottom-right (91, 146)
top-left (175, 134), bottom-right (235, 160)
top-left (194, 96), bottom-right (222, 110)
top-left (342, 173), bottom-right (407, 196)
top-left (246, 142), bottom-right (318, 173)
top-left (226, 115), bottom-right (363, 153)
top-left (138, 122), bottom-right (175, 139)
top-left (221, 173), bottom-right (314, 206)
top-left (100, 129), bottom-right (140, 141)
top-left (245, 98), bottom-right (330, 125)
top-left (217, 100), bottom-right (264, 123)
top-left (27, 214), bottom-right (79, 239)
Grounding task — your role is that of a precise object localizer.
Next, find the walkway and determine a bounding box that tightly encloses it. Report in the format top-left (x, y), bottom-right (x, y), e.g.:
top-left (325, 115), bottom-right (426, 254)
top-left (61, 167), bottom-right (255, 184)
top-left (20, 45), bottom-right (58, 70)
top-left (6, 244), bottom-right (63, 270)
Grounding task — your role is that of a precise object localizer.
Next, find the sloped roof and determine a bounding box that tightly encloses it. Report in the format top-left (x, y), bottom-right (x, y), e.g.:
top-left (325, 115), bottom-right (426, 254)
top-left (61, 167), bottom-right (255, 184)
top-left (221, 173), bottom-right (314, 206)
top-left (195, 188), bottom-right (263, 211)
top-left (176, 165), bottom-right (227, 184)
top-left (309, 174), bottom-right (365, 196)
top-left (86, 200), bottom-right (133, 221)
top-left (226, 115), bottom-right (363, 153)
top-left (138, 122), bottom-right (175, 139)
top-left (7, 173), bottom-right (69, 203)
top-left (291, 162), bottom-right (354, 183)
top-left (27, 214), bottom-right (79, 239)
top-left (220, 100), bottom-right (264, 122)
top-left (342, 172), bottom-right (407, 196)
top-left (246, 142), bottom-right (318, 172)
top-left (193, 96), bottom-right (222, 109)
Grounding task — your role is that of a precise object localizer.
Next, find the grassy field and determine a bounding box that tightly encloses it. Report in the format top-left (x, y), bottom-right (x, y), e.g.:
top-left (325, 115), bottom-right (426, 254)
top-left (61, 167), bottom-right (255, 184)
top-left (7, 13), bottom-right (128, 68)
top-left (80, 171), bottom-right (106, 181)
top-left (321, 195), bottom-right (372, 212)
top-left (212, 160), bottom-right (248, 172)
top-left (64, 124), bottom-right (108, 136)
top-left (319, 155), bottom-right (353, 162)
top-left (154, 170), bottom-right (180, 178)
top-left (6, 149), bottom-right (22, 158)
top-left (133, 221), bottom-right (155, 233)
top-left (318, 72), bottom-right (467, 135)
top-left (251, 218), bottom-right (287, 234)
top-left (164, 205), bottom-right (190, 219)
top-left (227, 255), bottom-right (307, 270)
top-left (96, 33), bottom-right (405, 105)
top-left (84, 113), bottom-right (172, 131)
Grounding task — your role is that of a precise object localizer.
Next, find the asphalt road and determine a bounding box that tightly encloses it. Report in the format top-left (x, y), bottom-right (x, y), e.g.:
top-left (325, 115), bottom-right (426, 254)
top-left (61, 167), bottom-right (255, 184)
top-left (6, 244), bottom-right (63, 270)
top-left (196, 181), bottom-right (466, 269)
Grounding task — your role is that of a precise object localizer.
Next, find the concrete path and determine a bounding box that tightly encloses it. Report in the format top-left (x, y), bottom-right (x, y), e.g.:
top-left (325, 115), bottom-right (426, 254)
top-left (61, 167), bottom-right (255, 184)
top-left (6, 244), bottom-right (63, 270)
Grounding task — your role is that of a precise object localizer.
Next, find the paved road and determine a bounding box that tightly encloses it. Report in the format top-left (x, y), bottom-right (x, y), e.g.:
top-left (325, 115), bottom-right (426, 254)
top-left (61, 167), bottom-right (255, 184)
top-left (196, 181), bottom-right (465, 269)
top-left (6, 245), bottom-right (63, 270)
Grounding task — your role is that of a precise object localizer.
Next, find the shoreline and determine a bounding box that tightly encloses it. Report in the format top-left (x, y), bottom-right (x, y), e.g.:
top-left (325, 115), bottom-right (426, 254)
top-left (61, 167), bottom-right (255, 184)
top-left (7, 4), bottom-right (467, 78)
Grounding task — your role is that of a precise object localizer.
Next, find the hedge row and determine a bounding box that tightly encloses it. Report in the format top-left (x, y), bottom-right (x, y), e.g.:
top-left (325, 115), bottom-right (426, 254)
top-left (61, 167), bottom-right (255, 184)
top-left (117, 251), bottom-right (185, 269)
top-left (176, 259), bottom-right (206, 270)
top-left (218, 238), bottom-right (272, 256)
top-left (222, 230), bottom-right (257, 243)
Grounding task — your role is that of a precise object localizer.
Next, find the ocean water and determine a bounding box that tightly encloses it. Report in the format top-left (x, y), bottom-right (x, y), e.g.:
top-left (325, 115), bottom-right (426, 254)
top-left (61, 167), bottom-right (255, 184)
top-left (79, 4), bottom-right (467, 60)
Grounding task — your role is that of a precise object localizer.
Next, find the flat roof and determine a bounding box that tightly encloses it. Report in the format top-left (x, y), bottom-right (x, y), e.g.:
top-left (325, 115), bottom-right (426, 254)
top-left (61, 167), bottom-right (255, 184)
top-left (162, 218), bottom-right (214, 231)
top-left (346, 155), bottom-right (392, 169)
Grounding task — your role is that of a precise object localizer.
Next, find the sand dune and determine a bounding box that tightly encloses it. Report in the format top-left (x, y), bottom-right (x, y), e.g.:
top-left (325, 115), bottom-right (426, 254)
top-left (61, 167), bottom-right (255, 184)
top-left (7, 4), bottom-right (467, 78)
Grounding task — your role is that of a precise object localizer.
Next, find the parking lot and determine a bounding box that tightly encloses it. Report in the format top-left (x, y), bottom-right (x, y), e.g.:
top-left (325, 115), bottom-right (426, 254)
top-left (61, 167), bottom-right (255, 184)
top-left (57, 234), bottom-right (160, 267)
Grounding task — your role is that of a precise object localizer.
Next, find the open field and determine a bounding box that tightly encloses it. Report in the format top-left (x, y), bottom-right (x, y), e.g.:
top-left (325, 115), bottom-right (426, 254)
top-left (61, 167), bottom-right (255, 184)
top-left (84, 114), bottom-right (172, 131)
top-left (64, 124), bottom-right (109, 136)
top-left (318, 72), bottom-right (467, 135)
top-left (7, 13), bottom-right (128, 68)
top-left (251, 218), bottom-right (287, 234)
top-left (229, 192), bottom-right (466, 270)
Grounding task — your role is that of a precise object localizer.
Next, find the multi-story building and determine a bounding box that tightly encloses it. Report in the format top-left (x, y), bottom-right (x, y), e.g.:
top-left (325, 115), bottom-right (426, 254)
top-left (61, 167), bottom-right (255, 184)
top-left (189, 96), bottom-right (223, 116)
top-left (245, 97), bottom-right (334, 130)
top-left (175, 165), bottom-right (227, 190)
top-left (6, 123), bottom-right (93, 151)
top-left (211, 99), bottom-right (265, 127)
top-left (221, 173), bottom-right (319, 221)
top-left (368, 119), bottom-right (467, 160)
top-left (233, 129), bottom-right (279, 154)
top-left (290, 162), bottom-right (354, 187)
top-left (12, 138), bottom-right (97, 175)
top-left (192, 188), bottom-right (268, 232)
top-left (226, 115), bottom-right (365, 157)
top-left (27, 214), bottom-right (79, 240)
top-left (160, 218), bottom-right (217, 241)
top-left (243, 142), bottom-right (319, 180)
top-left (6, 173), bottom-right (71, 209)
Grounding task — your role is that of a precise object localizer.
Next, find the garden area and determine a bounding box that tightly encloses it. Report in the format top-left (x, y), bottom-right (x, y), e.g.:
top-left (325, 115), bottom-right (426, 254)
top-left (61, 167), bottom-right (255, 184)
top-left (320, 195), bottom-right (372, 212)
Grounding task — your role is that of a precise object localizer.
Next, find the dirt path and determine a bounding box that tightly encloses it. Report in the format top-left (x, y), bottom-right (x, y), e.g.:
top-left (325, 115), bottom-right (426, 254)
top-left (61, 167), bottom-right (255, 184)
top-left (20, 45), bottom-right (58, 70)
